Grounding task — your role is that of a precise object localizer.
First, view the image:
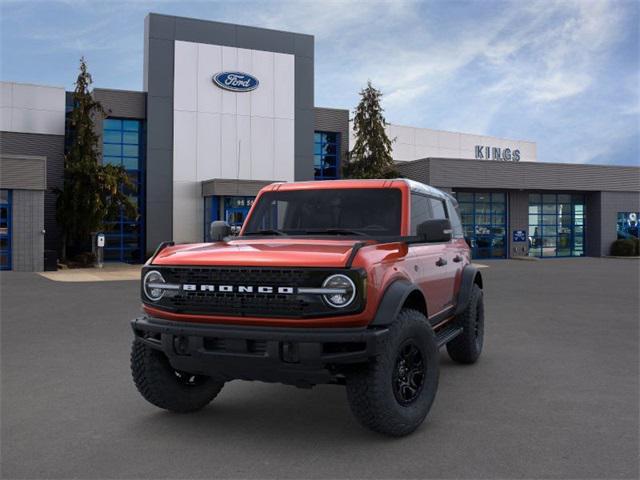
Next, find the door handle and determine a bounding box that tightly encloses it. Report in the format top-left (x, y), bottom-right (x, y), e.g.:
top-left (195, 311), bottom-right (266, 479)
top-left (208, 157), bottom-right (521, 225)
top-left (435, 257), bottom-right (447, 267)
top-left (453, 255), bottom-right (463, 263)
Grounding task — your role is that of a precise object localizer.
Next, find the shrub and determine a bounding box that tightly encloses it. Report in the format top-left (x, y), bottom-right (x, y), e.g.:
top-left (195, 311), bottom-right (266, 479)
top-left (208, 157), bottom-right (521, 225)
top-left (610, 239), bottom-right (637, 256)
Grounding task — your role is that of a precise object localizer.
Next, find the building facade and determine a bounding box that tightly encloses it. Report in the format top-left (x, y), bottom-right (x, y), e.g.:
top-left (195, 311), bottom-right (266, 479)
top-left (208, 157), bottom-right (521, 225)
top-left (395, 158), bottom-right (639, 259)
top-left (0, 82), bottom-right (65, 271)
top-left (0, 13), bottom-right (638, 270)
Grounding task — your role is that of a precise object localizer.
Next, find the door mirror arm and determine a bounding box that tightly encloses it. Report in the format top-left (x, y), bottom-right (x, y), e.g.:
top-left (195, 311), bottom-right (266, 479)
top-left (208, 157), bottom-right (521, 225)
top-left (210, 221), bottom-right (232, 242)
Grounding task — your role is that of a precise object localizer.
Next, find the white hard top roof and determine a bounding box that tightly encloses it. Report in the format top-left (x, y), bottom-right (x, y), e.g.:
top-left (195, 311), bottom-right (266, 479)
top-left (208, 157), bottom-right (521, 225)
top-left (398, 179), bottom-right (454, 201)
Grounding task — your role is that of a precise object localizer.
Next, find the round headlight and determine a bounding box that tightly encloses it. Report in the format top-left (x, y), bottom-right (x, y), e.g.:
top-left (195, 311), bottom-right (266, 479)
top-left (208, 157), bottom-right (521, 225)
top-left (322, 274), bottom-right (356, 308)
top-left (143, 270), bottom-right (166, 302)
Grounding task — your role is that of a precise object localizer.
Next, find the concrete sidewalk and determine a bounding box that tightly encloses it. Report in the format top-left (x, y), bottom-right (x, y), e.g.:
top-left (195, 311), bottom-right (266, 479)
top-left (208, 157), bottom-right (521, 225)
top-left (37, 263), bottom-right (141, 282)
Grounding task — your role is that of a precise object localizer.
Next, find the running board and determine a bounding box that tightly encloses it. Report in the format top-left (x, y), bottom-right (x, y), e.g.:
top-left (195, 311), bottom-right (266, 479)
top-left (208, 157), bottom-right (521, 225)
top-left (436, 326), bottom-right (463, 348)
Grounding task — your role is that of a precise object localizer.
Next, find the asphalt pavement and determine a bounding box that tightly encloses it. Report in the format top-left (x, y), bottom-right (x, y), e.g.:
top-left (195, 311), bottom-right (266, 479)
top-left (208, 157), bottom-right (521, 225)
top-left (1, 258), bottom-right (638, 479)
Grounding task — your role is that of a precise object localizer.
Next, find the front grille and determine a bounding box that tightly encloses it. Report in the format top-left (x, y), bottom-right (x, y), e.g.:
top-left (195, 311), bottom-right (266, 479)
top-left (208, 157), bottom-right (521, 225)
top-left (144, 266), bottom-right (364, 319)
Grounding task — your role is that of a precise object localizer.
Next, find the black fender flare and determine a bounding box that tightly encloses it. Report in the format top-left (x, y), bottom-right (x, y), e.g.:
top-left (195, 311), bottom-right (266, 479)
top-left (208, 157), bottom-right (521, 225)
top-left (370, 279), bottom-right (424, 327)
top-left (454, 265), bottom-right (483, 316)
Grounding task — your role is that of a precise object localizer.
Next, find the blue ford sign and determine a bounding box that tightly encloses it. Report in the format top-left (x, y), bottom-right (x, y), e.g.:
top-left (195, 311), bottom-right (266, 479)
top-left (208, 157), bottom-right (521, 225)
top-left (212, 72), bottom-right (259, 92)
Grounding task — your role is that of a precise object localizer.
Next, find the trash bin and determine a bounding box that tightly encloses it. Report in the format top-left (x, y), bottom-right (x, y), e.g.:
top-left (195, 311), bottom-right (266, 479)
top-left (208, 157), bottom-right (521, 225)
top-left (44, 250), bottom-right (58, 271)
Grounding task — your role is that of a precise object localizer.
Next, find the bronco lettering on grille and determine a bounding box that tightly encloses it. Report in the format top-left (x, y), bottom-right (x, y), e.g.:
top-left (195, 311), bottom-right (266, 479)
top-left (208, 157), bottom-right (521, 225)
top-left (182, 284), bottom-right (296, 294)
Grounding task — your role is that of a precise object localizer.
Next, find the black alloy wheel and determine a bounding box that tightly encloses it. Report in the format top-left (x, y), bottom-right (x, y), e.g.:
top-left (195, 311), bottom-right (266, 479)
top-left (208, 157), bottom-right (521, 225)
top-left (393, 341), bottom-right (426, 406)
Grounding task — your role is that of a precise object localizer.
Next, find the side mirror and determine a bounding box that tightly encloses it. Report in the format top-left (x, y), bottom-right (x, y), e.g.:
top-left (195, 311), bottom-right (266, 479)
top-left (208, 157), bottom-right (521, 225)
top-left (417, 219), bottom-right (452, 243)
top-left (210, 221), bottom-right (231, 242)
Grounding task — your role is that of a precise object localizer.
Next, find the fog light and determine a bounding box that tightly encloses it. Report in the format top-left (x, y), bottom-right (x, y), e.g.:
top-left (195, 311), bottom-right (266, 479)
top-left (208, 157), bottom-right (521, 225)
top-left (174, 336), bottom-right (190, 355)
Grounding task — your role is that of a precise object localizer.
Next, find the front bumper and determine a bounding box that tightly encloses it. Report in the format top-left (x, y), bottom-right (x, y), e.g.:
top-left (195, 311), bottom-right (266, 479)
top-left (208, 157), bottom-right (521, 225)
top-left (131, 316), bottom-right (388, 386)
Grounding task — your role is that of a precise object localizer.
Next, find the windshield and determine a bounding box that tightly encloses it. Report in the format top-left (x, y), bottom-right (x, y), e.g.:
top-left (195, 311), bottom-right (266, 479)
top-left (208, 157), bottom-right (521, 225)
top-left (243, 188), bottom-right (402, 237)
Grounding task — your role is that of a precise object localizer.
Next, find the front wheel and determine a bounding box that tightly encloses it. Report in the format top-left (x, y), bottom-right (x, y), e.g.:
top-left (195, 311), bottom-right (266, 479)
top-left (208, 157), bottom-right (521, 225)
top-left (131, 340), bottom-right (224, 413)
top-left (345, 309), bottom-right (439, 436)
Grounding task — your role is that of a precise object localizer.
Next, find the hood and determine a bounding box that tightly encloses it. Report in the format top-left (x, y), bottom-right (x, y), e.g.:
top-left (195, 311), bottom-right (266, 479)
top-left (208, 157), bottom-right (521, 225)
top-left (151, 238), bottom-right (369, 268)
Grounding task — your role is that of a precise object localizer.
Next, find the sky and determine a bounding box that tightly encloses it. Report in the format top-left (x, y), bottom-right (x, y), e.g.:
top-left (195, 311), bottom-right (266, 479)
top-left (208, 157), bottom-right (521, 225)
top-left (1, 0), bottom-right (638, 166)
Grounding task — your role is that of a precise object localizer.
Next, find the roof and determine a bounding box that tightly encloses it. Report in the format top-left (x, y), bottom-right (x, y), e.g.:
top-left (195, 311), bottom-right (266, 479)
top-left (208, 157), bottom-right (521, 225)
top-left (396, 158), bottom-right (640, 193)
top-left (400, 178), bottom-right (450, 199)
top-left (262, 179), bottom-right (450, 199)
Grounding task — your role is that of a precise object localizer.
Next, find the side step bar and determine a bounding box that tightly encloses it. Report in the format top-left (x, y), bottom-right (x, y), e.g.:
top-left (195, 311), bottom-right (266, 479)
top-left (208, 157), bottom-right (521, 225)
top-left (436, 326), bottom-right (463, 348)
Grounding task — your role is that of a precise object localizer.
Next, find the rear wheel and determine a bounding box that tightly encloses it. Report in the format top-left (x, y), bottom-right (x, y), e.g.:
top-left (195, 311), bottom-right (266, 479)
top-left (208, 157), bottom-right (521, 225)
top-left (131, 340), bottom-right (224, 413)
top-left (447, 283), bottom-right (484, 364)
top-left (345, 309), bottom-right (439, 436)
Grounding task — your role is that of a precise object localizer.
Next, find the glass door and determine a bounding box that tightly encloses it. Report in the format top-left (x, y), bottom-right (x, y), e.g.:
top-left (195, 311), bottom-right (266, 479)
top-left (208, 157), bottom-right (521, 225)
top-left (455, 191), bottom-right (507, 259)
top-left (0, 190), bottom-right (12, 270)
top-left (528, 193), bottom-right (585, 257)
top-left (224, 197), bottom-right (254, 235)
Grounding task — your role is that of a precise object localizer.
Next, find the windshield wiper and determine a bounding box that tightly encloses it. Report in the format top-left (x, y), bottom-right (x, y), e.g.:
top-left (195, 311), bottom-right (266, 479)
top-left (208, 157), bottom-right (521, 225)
top-left (303, 229), bottom-right (367, 236)
top-left (244, 229), bottom-right (287, 236)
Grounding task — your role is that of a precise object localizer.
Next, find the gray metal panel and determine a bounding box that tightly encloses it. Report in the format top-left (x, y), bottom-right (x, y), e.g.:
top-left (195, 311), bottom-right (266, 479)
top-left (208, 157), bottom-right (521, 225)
top-left (295, 109), bottom-right (314, 181)
top-left (155, 12), bottom-right (312, 55)
top-left (0, 132), bottom-right (63, 252)
top-left (585, 192), bottom-right (602, 257)
top-left (598, 191), bottom-right (640, 256)
top-left (146, 38), bottom-right (175, 98)
top-left (508, 191), bottom-right (529, 257)
top-left (314, 107), bottom-right (349, 172)
top-left (145, 147), bottom-right (173, 251)
top-left (94, 89), bottom-right (146, 119)
top-left (294, 56), bottom-right (314, 111)
top-left (396, 158), bottom-right (431, 184)
top-left (236, 25), bottom-right (295, 53)
top-left (294, 34), bottom-right (314, 59)
top-left (146, 13), bottom-right (176, 40)
top-left (11, 189), bottom-right (44, 271)
top-left (147, 96), bottom-right (173, 150)
top-left (401, 157), bottom-right (640, 192)
top-left (0, 154), bottom-right (46, 190)
top-left (175, 17), bottom-right (236, 46)
top-left (201, 179), bottom-right (278, 197)
top-left (146, 199), bottom-right (172, 252)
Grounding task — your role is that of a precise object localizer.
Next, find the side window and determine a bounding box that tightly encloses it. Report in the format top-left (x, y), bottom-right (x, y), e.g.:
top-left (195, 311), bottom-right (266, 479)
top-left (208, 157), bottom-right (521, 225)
top-left (410, 194), bottom-right (432, 234)
top-left (429, 198), bottom-right (447, 220)
top-left (446, 198), bottom-right (464, 238)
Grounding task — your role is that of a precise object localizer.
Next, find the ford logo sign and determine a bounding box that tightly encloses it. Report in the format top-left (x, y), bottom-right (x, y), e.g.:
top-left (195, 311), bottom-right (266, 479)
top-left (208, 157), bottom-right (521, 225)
top-left (212, 72), bottom-right (259, 92)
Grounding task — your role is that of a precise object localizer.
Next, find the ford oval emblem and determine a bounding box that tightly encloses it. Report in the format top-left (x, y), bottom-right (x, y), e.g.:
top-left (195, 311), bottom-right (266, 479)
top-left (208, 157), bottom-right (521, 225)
top-left (212, 72), bottom-right (259, 92)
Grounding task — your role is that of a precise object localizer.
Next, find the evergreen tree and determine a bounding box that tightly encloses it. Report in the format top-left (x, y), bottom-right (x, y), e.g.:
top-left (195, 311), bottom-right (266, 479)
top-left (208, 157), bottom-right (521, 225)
top-left (344, 81), bottom-right (397, 179)
top-left (55, 57), bottom-right (135, 261)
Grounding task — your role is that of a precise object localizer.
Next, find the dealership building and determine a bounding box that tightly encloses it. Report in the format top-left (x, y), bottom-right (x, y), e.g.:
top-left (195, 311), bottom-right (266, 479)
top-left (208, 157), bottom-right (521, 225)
top-left (1, 13), bottom-right (639, 271)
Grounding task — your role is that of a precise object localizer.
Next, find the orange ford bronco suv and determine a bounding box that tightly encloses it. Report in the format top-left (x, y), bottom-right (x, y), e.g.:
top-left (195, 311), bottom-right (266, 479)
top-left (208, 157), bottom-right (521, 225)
top-left (131, 179), bottom-right (484, 436)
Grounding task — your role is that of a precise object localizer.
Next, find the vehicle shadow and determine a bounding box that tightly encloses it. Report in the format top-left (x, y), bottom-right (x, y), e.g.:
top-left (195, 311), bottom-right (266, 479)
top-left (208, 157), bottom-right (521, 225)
top-left (129, 354), bottom-right (458, 446)
top-left (131, 382), bottom-right (387, 444)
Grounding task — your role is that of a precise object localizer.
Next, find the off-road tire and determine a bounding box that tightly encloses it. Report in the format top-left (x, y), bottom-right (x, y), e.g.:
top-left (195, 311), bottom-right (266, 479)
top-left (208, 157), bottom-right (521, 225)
top-left (447, 283), bottom-right (484, 364)
top-left (131, 340), bottom-right (224, 413)
top-left (345, 309), bottom-right (439, 437)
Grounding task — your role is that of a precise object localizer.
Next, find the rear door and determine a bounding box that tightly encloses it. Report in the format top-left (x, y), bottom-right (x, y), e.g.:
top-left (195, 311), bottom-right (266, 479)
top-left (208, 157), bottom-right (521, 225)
top-left (408, 193), bottom-right (452, 317)
top-left (445, 196), bottom-right (468, 305)
top-left (428, 196), bottom-right (459, 311)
